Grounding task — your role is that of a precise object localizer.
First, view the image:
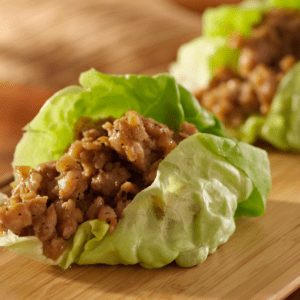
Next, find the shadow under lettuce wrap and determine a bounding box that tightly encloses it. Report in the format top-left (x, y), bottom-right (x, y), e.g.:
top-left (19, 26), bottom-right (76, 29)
top-left (0, 70), bottom-right (271, 269)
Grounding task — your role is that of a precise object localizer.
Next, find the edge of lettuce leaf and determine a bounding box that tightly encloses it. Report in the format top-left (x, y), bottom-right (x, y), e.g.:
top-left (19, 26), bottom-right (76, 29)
top-left (267, 0), bottom-right (300, 9)
top-left (169, 36), bottom-right (240, 91)
top-left (202, 0), bottom-right (300, 38)
top-left (194, 134), bottom-right (271, 217)
top-left (0, 230), bottom-right (64, 266)
top-left (202, 1), bottom-right (267, 38)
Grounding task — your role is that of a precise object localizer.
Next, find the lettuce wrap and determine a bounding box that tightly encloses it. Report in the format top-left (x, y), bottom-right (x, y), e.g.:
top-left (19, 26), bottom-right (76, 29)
top-left (170, 0), bottom-right (300, 151)
top-left (0, 70), bottom-right (271, 269)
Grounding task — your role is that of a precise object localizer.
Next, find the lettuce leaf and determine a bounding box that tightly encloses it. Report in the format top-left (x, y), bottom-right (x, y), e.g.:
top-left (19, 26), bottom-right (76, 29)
top-left (13, 70), bottom-right (225, 169)
top-left (268, 0), bottom-right (300, 9)
top-left (169, 37), bottom-right (240, 91)
top-left (0, 230), bottom-right (66, 265)
top-left (203, 0), bottom-right (300, 37)
top-left (1, 70), bottom-right (271, 268)
top-left (261, 61), bottom-right (300, 150)
top-left (202, 0), bottom-right (300, 39)
top-left (202, 1), bottom-right (266, 38)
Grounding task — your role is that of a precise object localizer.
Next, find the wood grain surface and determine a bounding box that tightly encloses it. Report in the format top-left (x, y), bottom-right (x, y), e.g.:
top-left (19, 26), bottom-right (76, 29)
top-left (0, 0), bottom-right (300, 299)
top-left (0, 0), bottom-right (202, 89)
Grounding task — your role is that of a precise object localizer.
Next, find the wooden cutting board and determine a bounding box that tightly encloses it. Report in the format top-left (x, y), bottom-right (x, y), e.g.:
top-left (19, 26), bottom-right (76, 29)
top-left (1, 139), bottom-right (300, 300)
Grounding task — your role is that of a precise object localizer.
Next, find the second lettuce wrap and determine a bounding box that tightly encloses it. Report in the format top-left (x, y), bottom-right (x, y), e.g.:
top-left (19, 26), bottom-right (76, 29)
top-left (170, 0), bottom-right (300, 151)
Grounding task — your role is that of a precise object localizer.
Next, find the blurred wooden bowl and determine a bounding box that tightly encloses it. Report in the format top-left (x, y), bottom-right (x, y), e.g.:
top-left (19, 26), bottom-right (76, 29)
top-left (170, 0), bottom-right (243, 12)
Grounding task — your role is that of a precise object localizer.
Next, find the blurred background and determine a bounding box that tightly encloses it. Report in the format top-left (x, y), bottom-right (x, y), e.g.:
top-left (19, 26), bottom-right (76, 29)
top-left (0, 0), bottom-right (205, 89)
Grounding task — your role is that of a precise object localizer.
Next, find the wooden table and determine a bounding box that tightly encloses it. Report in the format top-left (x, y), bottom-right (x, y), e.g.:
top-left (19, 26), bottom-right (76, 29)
top-left (1, 0), bottom-right (300, 299)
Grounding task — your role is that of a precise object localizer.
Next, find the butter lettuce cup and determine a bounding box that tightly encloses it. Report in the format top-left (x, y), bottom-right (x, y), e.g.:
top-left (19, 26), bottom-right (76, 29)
top-left (170, 0), bottom-right (300, 151)
top-left (0, 70), bottom-right (271, 269)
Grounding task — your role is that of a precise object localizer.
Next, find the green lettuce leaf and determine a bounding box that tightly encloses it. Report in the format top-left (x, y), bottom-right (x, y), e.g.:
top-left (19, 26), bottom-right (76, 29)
top-left (169, 37), bottom-right (240, 91)
top-left (1, 70), bottom-right (271, 269)
top-left (267, 0), bottom-right (300, 9)
top-left (202, 0), bottom-right (300, 38)
top-left (261, 61), bottom-right (300, 150)
top-left (202, 1), bottom-right (266, 38)
top-left (238, 61), bottom-right (300, 150)
top-left (239, 115), bottom-right (266, 144)
top-left (202, 0), bottom-right (300, 39)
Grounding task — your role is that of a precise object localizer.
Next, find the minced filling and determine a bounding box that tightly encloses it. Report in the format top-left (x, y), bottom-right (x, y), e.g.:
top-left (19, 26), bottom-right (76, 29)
top-left (0, 110), bottom-right (198, 260)
top-left (195, 8), bottom-right (300, 127)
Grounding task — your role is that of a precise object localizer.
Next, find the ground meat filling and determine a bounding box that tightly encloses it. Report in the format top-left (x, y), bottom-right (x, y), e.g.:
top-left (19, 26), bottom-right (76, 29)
top-left (0, 110), bottom-right (198, 260)
top-left (195, 8), bottom-right (300, 127)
